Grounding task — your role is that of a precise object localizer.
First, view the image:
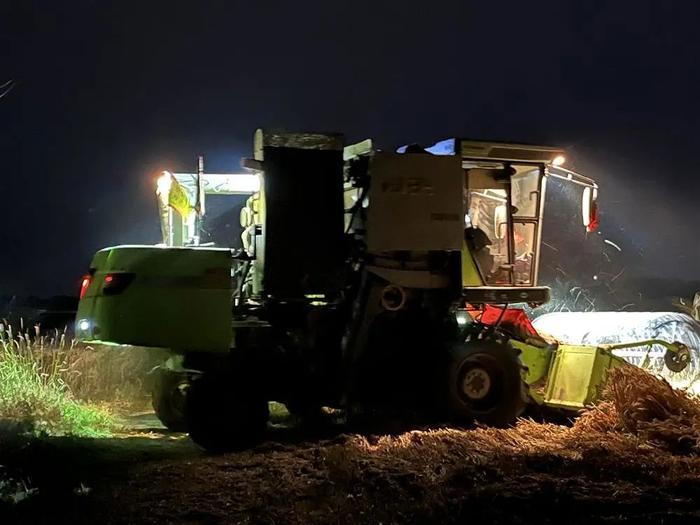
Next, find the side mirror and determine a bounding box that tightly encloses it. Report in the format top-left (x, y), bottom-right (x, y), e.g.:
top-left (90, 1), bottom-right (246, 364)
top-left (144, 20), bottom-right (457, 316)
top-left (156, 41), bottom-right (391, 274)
top-left (581, 186), bottom-right (599, 233)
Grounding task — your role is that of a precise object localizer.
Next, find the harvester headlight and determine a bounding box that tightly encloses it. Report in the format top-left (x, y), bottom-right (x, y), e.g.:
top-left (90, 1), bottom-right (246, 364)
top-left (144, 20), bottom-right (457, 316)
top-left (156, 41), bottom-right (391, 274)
top-left (552, 155), bottom-right (566, 166)
top-left (78, 319), bottom-right (90, 332)
top-left (455, 310), bottom-right (471, 327)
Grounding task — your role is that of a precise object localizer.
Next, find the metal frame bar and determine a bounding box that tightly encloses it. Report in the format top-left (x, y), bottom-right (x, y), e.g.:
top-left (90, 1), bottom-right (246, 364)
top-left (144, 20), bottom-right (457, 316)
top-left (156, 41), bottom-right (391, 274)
top-left (546, 166), bottom-right (598, 189)
top-left (533, 170), bottom-right (547, 285)
top-left (599, 339), bottom-right (687, 355)
top-left (505, 163), bottom-right (516, 285)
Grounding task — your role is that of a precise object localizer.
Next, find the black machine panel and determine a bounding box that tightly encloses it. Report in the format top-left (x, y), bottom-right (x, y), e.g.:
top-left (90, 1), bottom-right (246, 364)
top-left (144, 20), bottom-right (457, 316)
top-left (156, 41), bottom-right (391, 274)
top-left (260, 138), bottom-right (345, 299)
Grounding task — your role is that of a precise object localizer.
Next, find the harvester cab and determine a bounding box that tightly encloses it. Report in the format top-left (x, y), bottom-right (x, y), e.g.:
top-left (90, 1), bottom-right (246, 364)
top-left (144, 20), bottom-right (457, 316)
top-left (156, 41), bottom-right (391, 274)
top-left (75, 129), bottom-right (689, 451)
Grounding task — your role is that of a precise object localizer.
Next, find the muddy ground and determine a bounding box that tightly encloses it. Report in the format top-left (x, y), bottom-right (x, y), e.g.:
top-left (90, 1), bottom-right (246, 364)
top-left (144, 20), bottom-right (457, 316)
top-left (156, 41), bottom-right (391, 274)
top-left (2, 410), bottom-right (700, 525)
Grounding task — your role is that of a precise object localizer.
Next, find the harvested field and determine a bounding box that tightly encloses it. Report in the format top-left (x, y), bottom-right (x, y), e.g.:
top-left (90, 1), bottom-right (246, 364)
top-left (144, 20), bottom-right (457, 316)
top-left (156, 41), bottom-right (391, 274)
top-left (2, 367), bottom-right (700, 524)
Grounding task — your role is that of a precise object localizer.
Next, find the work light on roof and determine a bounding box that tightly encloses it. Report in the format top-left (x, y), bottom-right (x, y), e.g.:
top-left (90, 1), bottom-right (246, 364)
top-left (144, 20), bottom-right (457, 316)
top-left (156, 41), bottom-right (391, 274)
top-left (156, 171), bottom-right (173, 196)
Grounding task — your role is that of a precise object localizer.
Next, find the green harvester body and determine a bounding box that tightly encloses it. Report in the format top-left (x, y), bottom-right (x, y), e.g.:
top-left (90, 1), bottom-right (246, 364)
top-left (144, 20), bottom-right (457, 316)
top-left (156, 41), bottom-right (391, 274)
top-left (73, 130), bottom-right (689, 449)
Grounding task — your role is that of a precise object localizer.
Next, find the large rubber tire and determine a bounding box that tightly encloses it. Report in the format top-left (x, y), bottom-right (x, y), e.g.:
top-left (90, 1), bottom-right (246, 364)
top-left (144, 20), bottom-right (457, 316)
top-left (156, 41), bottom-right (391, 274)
top-left (185, 374), bottom-right (269, 453)
top-left (285, 400), bottom-right (326, 428)
top-left (448, 339), bottom-right (527, 427)
top-left (151, 370), bottom-right (189, 432)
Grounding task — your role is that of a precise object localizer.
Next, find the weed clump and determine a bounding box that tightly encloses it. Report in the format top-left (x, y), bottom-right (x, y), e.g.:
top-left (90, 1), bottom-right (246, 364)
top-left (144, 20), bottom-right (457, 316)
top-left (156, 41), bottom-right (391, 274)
top-left (0, 322), bottom-right (118, 437)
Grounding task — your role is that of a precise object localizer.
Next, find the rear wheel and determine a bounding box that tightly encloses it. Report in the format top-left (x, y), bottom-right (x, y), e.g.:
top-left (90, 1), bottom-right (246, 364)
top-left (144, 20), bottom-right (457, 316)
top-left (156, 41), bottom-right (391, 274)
top-left (151, 369), bottom-right (189, 432)
top-left (185, 374), bottom-right (269, 452)
top-left (285, 400), bottom-right (334, 430)
top-left (448, 339), bottom-right (527, 427)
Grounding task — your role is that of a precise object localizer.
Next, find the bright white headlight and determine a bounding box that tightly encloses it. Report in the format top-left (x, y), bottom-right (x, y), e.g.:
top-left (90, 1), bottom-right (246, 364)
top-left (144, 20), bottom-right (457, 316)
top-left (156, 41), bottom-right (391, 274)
top-left (455, 310), bottom-right (471, 327)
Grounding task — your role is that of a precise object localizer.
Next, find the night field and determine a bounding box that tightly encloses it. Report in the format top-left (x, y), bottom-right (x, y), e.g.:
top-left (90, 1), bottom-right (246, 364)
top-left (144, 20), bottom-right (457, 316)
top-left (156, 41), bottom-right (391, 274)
top-left (2, 367), bottom-right (700, 525)
top-left (4, 2), bottom-right (700, 524)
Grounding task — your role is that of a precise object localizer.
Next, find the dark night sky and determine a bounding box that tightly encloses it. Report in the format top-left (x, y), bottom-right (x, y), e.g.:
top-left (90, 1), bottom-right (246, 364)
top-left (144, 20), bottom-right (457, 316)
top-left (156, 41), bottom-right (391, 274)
top-left (1, 0), bottom-right (699, 297)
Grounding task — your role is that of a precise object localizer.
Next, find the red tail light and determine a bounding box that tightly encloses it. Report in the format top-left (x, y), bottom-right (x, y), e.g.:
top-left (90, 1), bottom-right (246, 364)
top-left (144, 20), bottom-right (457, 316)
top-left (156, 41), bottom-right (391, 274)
top-left (102, 273), bottom-right (135, 295)
top-left (79, 275), bottom-right (91, 300)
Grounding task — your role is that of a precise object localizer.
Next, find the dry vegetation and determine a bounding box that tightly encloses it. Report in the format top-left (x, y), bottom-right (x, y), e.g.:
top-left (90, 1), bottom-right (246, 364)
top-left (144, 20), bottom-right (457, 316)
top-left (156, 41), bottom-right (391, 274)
top-left (3, 328), bottom-right (700, 522)
top-left (68, 365), bottom-right (700, 524)
top-left (239, 367), bottom-right (700, 524)
top-left (0, 322), bottom-right (162, 436)
top-left (319, 366), bottom-right (700, 504)
top-left (349, 367), bottom-right (700, 469)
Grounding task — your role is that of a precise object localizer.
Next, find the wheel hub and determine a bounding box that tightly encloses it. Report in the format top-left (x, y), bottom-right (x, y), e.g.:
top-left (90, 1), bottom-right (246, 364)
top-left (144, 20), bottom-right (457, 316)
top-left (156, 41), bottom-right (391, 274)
top-left (462, 367), bottom-right (491, 400)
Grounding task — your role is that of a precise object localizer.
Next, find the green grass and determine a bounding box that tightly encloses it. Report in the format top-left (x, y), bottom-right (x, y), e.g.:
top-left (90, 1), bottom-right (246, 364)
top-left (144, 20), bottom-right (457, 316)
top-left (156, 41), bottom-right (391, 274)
top-left (0, 323), bottom-right (118, 437)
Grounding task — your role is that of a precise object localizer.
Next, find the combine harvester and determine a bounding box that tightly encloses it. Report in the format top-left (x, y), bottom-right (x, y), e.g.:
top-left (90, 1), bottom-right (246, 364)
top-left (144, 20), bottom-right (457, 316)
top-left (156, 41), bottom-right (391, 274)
top-left (75, 130), bottom-right (693, 450)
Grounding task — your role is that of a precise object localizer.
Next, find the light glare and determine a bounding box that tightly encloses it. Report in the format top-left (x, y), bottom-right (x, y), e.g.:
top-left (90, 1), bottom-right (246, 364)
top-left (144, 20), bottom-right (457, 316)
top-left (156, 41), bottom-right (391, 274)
top-left (455, 311), bottom-right (471, 326)
top-left (156, 171), bottom-right (173, 196)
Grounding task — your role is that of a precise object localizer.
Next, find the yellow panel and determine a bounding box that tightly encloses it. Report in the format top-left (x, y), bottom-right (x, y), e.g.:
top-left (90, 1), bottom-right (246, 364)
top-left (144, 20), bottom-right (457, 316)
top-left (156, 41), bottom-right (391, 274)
top-left (544, 346), bottom-right (598, 410)
top-left (461, 240), bottom-right (484, 287)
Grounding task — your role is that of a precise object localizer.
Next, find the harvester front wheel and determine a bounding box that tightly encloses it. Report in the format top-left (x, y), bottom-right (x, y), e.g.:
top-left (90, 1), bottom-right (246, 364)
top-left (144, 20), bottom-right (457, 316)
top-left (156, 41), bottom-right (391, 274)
top-left (185, 374), bottom-right (269, 452)
top-left (151, 369), bottom-right (189, 432)
top-left (448, 340), bottom-right (527, 427)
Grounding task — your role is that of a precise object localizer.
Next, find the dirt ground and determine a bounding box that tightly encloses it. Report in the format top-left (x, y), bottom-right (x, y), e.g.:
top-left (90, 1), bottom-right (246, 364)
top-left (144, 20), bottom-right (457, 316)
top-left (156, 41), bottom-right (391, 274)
top-left (2, 409), bottom-right (700, 525)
